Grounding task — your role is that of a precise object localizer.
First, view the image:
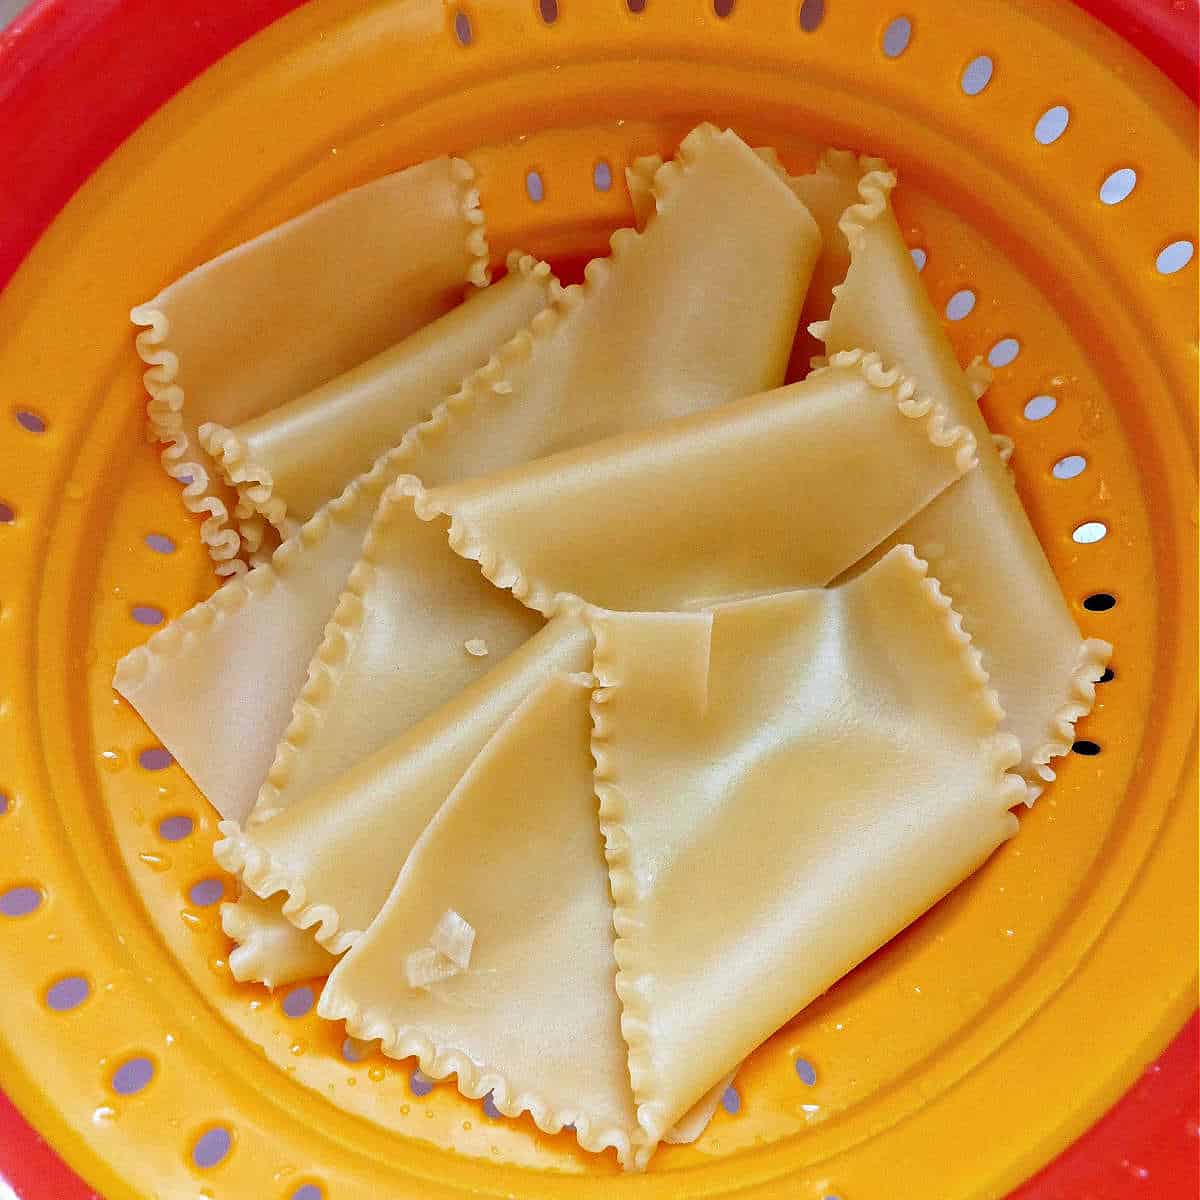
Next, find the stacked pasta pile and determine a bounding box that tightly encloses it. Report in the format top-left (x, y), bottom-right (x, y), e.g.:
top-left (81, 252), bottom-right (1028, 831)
top-left (115, 125), bottom-right (1109, 1170)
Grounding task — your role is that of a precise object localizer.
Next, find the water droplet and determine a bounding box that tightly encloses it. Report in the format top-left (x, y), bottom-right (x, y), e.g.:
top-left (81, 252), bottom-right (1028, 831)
top-left (368, 1066), bottom-right (385, 1082)
top-left (138, 852), bottom-right (171, 872)
top-left (99, 749), bottom-right (126, 772)
top-left (399, 1103), bottom-right (410, 1115)
top-left (65, 481), bottom-right (84, 502)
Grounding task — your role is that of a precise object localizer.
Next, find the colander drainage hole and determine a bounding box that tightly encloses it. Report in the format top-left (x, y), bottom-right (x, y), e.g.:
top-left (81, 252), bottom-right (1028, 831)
top-left (1052, 454), bottom-right (1086, 479)
top-left (1034, 105), bottom-right (1070, 145)
top-left (1072, 520), bottom-right (1107, 544)
top-left (593, 160), bottom-right (613, 192)
top-left (960, 55), bottom-right (993, 96)
top-left (158, 814), bottom-right (194, 842)
top-left (721, 1084), bottom-right (741, 1114)
top-left (987, 337), bottom-right (1020, 367)
top-left (482, 1091), bottom-right (502, 1118)
top-left (188, 878), bottom-right (225, 907)
top-left (111, 1056), bottom-right (154, 1095)
top-left (341, 1035), bottom-right (373, 1062)
top-left (192, 1126), bottom-right (232, 1169)
top-left (798, 0), bottom-right (824, 33)
top-left (945, 289), bottom-right (975, 320)
top-left (1023, 393), bottom-right (1056, 421)
top-left (46, 975), bottom-right (90, 1011)
top-left (1082, 592), bottom-right (1116, 613)
top-left (144, 532), bottom-right (176, 554)
top-left (538, 0), bottom-right (558, 23)
top-left (15, 409), bottom-right (46, 433)
top-left (881, 16), bottom-right (912, 58)
top-left (1099, 167), bottom-right (1137, 206)
top-left (0, 501), bottom-right (14, 524)
top-left (1156, 240), bottom-right (1195, 275)
top-left (453, 9), bottom-right (472, 45)
top-left (1098, 667), bottom-right (1115, 684)
top-left (0, 791), bottom-right (8, 816)
top-left (910, 247), bottom-right (927, 272)
top-left (410, 1068), bottom-right (434, 1097)
top-left (713, 0), bottom-right (735, 18)
top-left (0, 885), bottom-right (42, 917)
top-left (132, 604), bottom-right (165, 627)
top-left (139, 746), bottom-right (174, 770)
top-left (525, 170), bottom-right (545, 203)
top-left (283, 985), bottom-right (315, 1018)
top-left (1072, 739), bottom-right (1101, 756)
top-left (795, 1057), bottom-right (817, 1085)
top-left (290, 1186), bottom-right (323, 1200)
top-left (627, 0), bottom-right (647, 11)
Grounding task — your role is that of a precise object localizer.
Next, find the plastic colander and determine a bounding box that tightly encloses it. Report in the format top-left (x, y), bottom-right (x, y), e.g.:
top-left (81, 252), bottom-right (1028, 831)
top-left (0, 1), bottom-right (1196, 1197)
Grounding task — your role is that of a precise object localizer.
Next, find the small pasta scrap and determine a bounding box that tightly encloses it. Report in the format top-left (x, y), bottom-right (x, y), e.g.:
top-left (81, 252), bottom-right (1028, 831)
top-left (132, 156), bottom-right (489, 571)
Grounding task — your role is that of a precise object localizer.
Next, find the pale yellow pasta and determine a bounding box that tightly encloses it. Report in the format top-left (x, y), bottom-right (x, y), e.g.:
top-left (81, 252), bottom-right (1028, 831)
top-left (221, 891), bottom-right (337, 988)
top-left (214, 616), bottom-right (591, 953)
top-left (318, 671), bottom-right (641, 1166)
top-left (132, 157), bottom-right (488, 571)
top-left (589, 546), bottom-right (1026, 1166)
top-left (200, 259), bottom-right (556, 536)
top-left (420, 349), bottom-right (976, 615)
top-left (804, 150), bottom-right (1109, 789)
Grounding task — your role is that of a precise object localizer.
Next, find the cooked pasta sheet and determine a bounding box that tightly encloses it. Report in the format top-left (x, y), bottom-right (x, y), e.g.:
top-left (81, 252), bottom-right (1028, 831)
top-left (220, 891), bottom-right (337, 988)
top-left (131, 157), bottom-right (489, 572)
top-left (115, 124), bottom-right (820, 828)
top-left (802, 150), bottom-right (1109, 791)
top-left (200, 262), bottom-right (555, 538)
top-left (419, 349), bottom-right (975, 615)
top-left (589, 546), bottom-right (1025, 1166)
top-left (214, 616), bottom-right (592, 954)
top-left (317, 670), bottom-right (642, 1165)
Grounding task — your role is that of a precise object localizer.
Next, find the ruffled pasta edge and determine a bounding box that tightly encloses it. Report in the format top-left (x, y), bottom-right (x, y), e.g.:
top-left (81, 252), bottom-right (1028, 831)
top-left (198, 249), bottom-right (551, 540)
top-left (417, 347), bottom-right (979, 622)
top-left (1028, 637), bottom-right (1113, 790)
top-left (317, 980), bottom-right (636, 1167)
top-left (243, 253), bottom-right (558, 825)
top-left (214, 821), bottom-right (362, 956)
top-left (129, 304), bottom-right (246, 576)
top-left (587, 544), bottom-right (1025, 1167)
top-left (111, 435), bottom-right (401, 695)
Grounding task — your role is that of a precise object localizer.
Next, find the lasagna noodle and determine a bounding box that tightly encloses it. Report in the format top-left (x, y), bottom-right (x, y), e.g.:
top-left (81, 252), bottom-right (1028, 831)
top-left (318, 671), bottom-right (641, 1166)
top-left (805, 150), bottom-right (1109, 787)
top-left (589, 547), bottom-right (1026, 1166)
top-left (214, 616), bottom-right (592, 954)
top-left (131, 157), bottom-right (488, 571)
top-left (201, 260), bottom-right (556, 536)
top-left (221, 891), bottom-right (337, 989)
top-left (419, 349), bottom-right (976, 616)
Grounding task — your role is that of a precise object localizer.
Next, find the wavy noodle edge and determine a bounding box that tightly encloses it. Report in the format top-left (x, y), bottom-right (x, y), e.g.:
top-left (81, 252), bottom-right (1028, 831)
top-left (198, 248), bottom-right (553, 543)
top-left (450, 155), bottom-right (492, 289)
top-left (588, 544), bottom-right (1024, 1167)
top-left (1028, 637), bottom-right (1113, 791)
top-left (214, 821), bottom-right (361, 956)
top-left (130, 303), bottom-right (246, 574)
top-left (316, 981), bottom-right (636, 1167)
top-left (111, 434), bottom-right (403, 696)
top-left (413, 346), bottom-right (979, 624)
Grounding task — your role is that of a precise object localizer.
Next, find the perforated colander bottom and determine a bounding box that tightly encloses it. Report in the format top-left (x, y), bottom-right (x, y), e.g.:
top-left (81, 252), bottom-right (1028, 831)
top-left (0, 2), bottom-right (1195, 1198)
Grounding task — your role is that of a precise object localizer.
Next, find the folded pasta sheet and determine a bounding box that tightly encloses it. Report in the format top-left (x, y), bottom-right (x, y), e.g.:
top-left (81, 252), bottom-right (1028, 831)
top-left (419, 348), bottom-right (975, 615)
top-left (589, 546), bottom-right (1026, 1166)
top-left (132, 157), bottom-right (489, 571)
top-left (214, 616), bottom-right (592, 954)
top-left (201, 264), bottom-right (555, 536)
top-left (803, 151), bottom-right (1110, 790)
top-left (318, 671), bottom-right (642, 1165)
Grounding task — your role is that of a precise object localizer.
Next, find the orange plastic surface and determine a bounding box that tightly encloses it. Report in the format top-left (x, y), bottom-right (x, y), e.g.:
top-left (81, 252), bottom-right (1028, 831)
top-left (0, 2), bottom-right (1195, 1198)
